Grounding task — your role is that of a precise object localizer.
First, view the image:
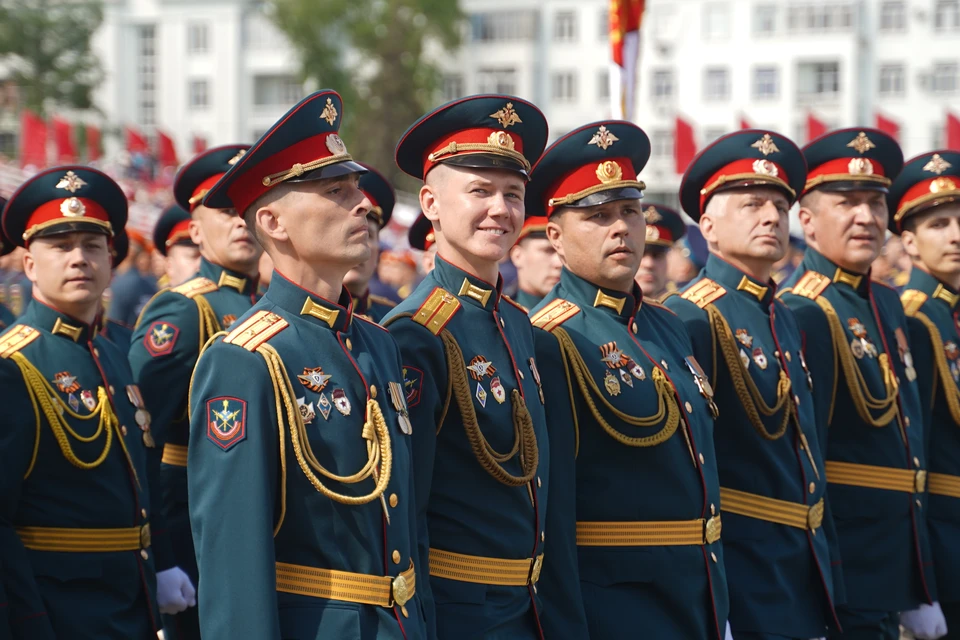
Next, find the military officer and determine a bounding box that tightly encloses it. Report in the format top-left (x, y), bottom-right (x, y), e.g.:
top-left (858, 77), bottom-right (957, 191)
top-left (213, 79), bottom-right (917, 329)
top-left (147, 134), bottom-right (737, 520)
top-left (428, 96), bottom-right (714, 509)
top-left (0, 166), bottom-right (159, 639)
top-left (665, 130), bottom-right (840, 639)
top-left (188, 90), bottom-right (427, 640)
top-left (128, 143), bottom-right (259, 639)
top-left (344, 163), bottom-right (398, 322)
top-left (383, 95), bottom-right (550, 639)
top-left (408, 212), bottom-right (438, 274)
top-left (780, 129), bottom-right (940, 639)
top-left (524, 121), bottom-right (727, 639)
top-left (635, 203), bottom-right (685, 299)
top-left (508, 216), bottom-right (562, 311)
top-left (152, 204), bottom-right (200, 289)
top-left (892, 150), bottom-right (960, 640)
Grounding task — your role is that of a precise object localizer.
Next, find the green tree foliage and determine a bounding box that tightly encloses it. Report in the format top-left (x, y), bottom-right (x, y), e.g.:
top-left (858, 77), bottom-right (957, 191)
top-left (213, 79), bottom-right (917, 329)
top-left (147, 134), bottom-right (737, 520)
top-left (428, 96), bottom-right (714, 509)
top-left (0, 0), bottom-right (104, 115)
top-left (270, 0), bottom-right (462, 190)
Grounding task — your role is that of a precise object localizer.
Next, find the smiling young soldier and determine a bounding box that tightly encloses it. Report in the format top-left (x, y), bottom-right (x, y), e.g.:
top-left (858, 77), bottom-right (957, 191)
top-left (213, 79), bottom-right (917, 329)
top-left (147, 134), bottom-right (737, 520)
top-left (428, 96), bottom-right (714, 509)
top-left (635, 203), bottom-right (685, 300)
top-left (344, 163), bottom-right (398, 323)
top-left (665, 131), bottom-right (840, 640)
top-left (128, 143), bottom-right (260, 639)
top-left (0, 167), bottom-right (159, 639)
top-left (780, 129), bottom-right (941, 640)
top-left (382, 96), bottom-right (550, 639)
top-left (509, 216), bottom-right (562, 311)
top-left (187, 91), bottom-right (426, 640)
top-left (526, 121), bottom-right (727, 639)
top-left (893, 150), bottom-right (960, 640)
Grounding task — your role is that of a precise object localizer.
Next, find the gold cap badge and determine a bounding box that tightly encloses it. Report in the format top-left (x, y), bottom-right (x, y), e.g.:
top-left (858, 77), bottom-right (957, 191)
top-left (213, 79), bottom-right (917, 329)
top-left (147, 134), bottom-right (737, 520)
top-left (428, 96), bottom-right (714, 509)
top-left (320, 98), bottom-right (338, 126)
top-left (751, 134), bottom-right (780, 156)
top-left (56, 171), bottom-right (87, 194)
top-left (490, 102), bottom-right (522, 128)
top-left (847, 132), bottom-right (876, 154)
top-left (924, 154), bottom-right (952, 175)
top-left (589, 126), bottom-right (619, 151)
top-left (596, 161), bottom-right (623, 184)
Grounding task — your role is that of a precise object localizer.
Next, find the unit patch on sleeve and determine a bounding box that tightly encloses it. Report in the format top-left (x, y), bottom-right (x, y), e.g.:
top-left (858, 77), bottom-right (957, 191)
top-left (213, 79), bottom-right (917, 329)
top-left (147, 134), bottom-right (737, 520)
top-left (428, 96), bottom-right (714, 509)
top-left (403, 366), bottom-right (424, 408)
top-left (145, 321), bottom-right (179, 357)
top-left (206, 397), bottom-right (247, 451)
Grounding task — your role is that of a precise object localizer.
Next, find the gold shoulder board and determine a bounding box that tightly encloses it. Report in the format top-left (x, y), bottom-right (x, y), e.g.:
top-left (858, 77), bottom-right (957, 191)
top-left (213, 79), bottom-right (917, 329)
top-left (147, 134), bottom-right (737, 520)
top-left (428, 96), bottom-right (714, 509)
top-left (901, 290), bottom-right (929, 317)
top-left (680, 278), bottom-right (727, 308)
top-left (412, 287), bottom-right (462, 336)
top-left (530, 298), bottom-right (581, 332)
top-left (791, 272), bottom-right (831, 300)
top-left (171, 277), bottom-right (219, 299)
top-left (0, 325), bottom-right (40, 358)
top-left (223, 311), bottom-right (288, 351)
top-left (368, 294), bottom-right (397, 309)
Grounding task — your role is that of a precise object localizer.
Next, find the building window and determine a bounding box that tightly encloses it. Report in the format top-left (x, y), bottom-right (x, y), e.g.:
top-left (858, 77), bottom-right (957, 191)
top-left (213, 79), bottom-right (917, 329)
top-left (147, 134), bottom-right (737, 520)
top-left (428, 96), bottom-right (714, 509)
top-left (650, 129), bottom-right (673, 159)
top-left (599, 7), bottom-right (609, 39)
top-left (554, 10), bottom-right (577, 42)
top-left (933, 62), bottom-right (958, 93)
top-left (932, 123), bottom-right (946, 148)
top-left (797, 61), bottom-right (840, 99)
top-left (704, 67), bottom-right (730, 101)
top-left (704, 128), bottom-right (726, 144)
top-left (787, 3), bottom-right (855, 33)
top-left (137, 25), bottom-right (157, 126)
top-left (245, 16), bottom-right (287, 50)
top-left (471, 11), bottom-right (539, 42)
top-left (476, 67), bottom-right (517, 94)
top-left (187, 23), bottom-right (209, 54)
top-left (753, 4), bottom-right (778, 35)
top-left (753, 66), bottom-right (779, 99)
top-left (878, 64), bottom-right (905, 96)
top-left (442, 74), bottom-right (464, 102)
top-left (651, 69), bottom-right (675, 100)
top-left (878, 1), bottom-right (906, 31)
top-left (188, 79), bottom-right (209, 109)
top-left (703, 3), bottom-right (731, 40)
top-left (935, 0), bottom-right (960, 30)
top-left (253, 75), bottom-right (303, 107)
top-left (597, 69), bottom-right (610, 101)
top-left (551, 71), bottom-right (578, 102)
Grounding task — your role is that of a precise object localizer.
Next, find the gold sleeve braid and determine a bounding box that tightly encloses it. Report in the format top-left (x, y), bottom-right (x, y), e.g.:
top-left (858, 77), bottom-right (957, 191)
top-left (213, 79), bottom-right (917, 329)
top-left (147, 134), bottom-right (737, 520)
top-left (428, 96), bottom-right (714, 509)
top-left (192, 295), bottom-right (222, 353)
top-left (551, 327), bottom-right (679, 448)
top-left (7, 353), bottom-right (134, 485)
top-left (706, 305), bottom-right (793, 440)
top-left (912, 311), bottom-right (960, 425)
top-left (814, 296), bottom-right (899, 427)
top-left (439, 330), bottom-right (539, 486)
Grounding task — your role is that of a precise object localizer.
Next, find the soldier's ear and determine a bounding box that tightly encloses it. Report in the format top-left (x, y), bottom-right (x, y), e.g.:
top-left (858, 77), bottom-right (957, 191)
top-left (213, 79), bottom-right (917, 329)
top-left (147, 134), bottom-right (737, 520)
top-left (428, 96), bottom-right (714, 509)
top-left (900, 230), bottom-right (920, 259)
top-left (797, 205), bottom-right (815, 243)
top-left (22, 248), bottom-right (37, 284)
top-left (545, 219), bottom-right (563, 256)
top-left (255, 206), bottom-right (287, 244)
top-left (420, 183), bottom-right (440, 224)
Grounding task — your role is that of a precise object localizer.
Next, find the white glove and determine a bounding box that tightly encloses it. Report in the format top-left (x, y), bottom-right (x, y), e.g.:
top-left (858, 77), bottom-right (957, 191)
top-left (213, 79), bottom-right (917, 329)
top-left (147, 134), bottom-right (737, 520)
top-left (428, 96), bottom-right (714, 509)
top-left (724, 621), bottom-right (733, 640)
top-left (156, 566), bottom-right (197, 615)
top-left (901, 602), bottom-right (948, 640)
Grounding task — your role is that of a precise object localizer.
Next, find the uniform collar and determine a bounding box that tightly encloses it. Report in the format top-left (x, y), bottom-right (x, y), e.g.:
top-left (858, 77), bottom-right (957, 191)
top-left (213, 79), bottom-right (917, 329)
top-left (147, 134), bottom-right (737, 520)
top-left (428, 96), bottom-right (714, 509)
top-left (23, 299), bottom-right (94, 343)
top-left (803, 247), bottom-right (871, 298)
top-left (514, 288), bottom-right (544, 311)
top-left (908, 268), bottom-right (960, 309)
top-left (432, 255), bottom-right (502, 311)
top-left (265, 270), bottom-right (353, 332)
top-left (704, 254), bottom-right (775, 307)
top-left (558, 266), bottom-right (640, 323)
top-left (199, 257), bottom-right (259, 296)
top-left (352, 289), bottom-right (371, 315)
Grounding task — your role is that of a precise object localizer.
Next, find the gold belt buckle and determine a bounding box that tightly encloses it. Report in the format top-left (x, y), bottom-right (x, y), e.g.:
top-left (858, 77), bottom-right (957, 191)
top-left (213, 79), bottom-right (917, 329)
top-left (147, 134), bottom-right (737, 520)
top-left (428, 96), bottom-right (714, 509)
top-left (392, 574), bottom-right (411, 607)
top-left (807, 500), bottom-right (824, 530)
top-left (704, 515), bottom-right (722, 544)
top-left (529, 554), bottom-right (544, 584)
top-left (140, 524), bottom-right (151, 549)
top-left (915, 470), bottom-right (927, 493)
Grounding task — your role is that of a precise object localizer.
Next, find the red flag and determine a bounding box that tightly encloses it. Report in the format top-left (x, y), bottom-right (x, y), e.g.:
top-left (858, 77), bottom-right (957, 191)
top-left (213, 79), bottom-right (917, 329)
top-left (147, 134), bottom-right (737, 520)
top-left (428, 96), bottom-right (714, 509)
top-left (739, 115), bottom-right (752, 130)
top-left (875, 113), bottom-right (900, 142)
top-left (52, 117), bottom-right (76, 163)
top-left (948, 112), bottom-right (960, 149)
top-left (674, 115), bottom-right (697, 175)
top-left (19, 110), bottom-right (47, 168)
top-left (806, 112), bottom-right (828, 142)
top-left (610, 0), bottom-right (645, 67)
top-left (126, 126), bottom-right (149, 154)
top-left (157, 130), bottom-right (178, 168)
top-left (86, 125), bottom-right (101, 161)
top-left (192, 135), bottom-right (207, 155)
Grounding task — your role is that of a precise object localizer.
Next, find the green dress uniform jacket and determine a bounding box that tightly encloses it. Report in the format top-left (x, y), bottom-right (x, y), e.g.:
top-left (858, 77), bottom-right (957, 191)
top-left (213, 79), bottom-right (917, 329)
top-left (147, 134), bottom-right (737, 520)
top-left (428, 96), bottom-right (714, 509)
top-left (902, 269), bottom-right (960, 605)
top-left (382, 256), bottom-right (549, 640)
top-left (0, 301), bottom-right (159, 639)
top-left (780, 248), bottom-right (936, 613)
top-left (532, 267), bottom-right (728, 640)
top-left (666, 255), bottom-right (840, 637)
top-left (188, 272), bottom-right (427, 640)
